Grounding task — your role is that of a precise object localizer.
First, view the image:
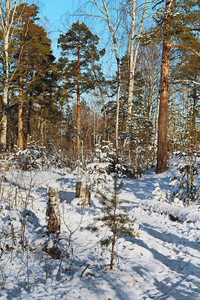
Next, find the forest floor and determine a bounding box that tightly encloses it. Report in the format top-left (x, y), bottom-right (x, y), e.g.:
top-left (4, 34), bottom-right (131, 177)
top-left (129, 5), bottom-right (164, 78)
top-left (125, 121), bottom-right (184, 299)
top-left (0, 158), bottom-right (200, 299)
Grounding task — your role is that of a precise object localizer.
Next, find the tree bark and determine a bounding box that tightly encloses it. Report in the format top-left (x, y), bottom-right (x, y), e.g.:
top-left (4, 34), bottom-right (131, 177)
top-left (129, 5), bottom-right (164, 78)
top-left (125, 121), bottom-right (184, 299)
top-left (77, 48), bottom-right (81, 158)
top-left (76, 180), bottom-right (91, 206)
top-left (90, 51), bottom-right (107, 138)
top-left (18, 73), bottom-right (24, 150)
top-left (156, 0), bottom-right (172, 174)
top-left (26, 98), bottom-right (32, 146)
top-left (37, 104), bottom-right (42, 141)
top-left (100, 0), bottom-right (121, 150)
top-left (126, 0), bottom-right (136, 129)
top-left (192, 75), bottom-right (197, 141)
top-left (126, 0), bottom-right (147, 130)
top-left (46, 185), bottom-right (61, 236)
top-left (1, 30), bottom-right (9, 150)
top-left (1, 86), bottom-right (9, 150)
top-left (0, 0), bottom-right (19, 150)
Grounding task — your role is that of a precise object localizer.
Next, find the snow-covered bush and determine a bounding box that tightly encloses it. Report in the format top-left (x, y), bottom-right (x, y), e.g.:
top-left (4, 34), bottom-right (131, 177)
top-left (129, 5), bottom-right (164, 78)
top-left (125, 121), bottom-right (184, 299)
top-left (128, 106), bottom-right (154, 176)
top-left (5, 141), bottom-right (70, 171)
top-left (85, 141), bottom-right (114, 190)
top-left (47, 143), bottom-right (69, 169)
top-left (7, 142), bottom-right (48, 170)
top-left (152, 183), bottom-right (168, 202)
top-left (170, 151), bottom-right (200, 205)
top-left (173, 198), bottom-right (184, 208)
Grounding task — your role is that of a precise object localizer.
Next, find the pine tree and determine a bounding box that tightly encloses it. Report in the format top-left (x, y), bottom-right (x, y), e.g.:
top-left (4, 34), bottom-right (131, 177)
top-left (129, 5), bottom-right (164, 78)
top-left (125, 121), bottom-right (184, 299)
top-left (86, 175), bottom-right (139, 270)
top-left (171, 51), bottom-right (200, 150)
top-left (153, 0), bottom-right (200, 173)
top-left (58, 21), bottom-right (104, 158)
top-left (13, 3), bottom-right (55, 149)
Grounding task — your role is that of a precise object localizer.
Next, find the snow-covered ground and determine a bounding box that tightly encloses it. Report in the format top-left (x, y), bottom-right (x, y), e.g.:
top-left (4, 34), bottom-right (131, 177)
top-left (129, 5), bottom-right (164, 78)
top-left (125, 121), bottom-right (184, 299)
top-left (0, 159), bottom-right (200, 299)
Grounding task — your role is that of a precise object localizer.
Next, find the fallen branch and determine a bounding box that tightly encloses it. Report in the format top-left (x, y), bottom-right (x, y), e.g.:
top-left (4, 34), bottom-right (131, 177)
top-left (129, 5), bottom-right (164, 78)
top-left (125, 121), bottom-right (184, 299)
top-left (139, 200), bottom-right (200, 224)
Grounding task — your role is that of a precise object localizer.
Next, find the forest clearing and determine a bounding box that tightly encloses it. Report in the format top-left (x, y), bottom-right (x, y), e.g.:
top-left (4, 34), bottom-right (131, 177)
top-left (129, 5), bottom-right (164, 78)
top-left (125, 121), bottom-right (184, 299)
top-left (0, 0), bottom-right (200, 299)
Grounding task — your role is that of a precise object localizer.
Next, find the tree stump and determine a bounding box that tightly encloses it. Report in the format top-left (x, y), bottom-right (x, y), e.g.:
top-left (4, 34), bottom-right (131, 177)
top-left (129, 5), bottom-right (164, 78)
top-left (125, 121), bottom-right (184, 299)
top-left (76, 180), bottom-right (91, 206)
top-left (0, 160), bottom-right (8, 172)
top-left (46, 184), bottom-right (61, 236)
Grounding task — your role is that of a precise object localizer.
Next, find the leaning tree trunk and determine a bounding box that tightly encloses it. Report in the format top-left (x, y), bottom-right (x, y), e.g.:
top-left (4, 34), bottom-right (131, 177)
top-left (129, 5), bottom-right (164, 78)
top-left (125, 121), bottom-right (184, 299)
top-left (156, 0), bottom-right (172, 174)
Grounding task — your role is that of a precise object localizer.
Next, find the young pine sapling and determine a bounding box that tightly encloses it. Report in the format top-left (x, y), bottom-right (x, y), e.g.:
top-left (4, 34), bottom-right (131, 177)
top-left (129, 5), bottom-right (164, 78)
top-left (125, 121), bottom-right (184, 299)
top-left (87, 175), bottom-right (139, 270)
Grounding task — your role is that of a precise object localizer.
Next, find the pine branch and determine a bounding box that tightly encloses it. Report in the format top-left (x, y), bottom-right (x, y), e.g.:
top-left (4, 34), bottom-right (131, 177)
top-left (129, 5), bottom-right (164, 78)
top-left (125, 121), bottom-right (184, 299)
top-left (170, 45), bottom-right (200, 58)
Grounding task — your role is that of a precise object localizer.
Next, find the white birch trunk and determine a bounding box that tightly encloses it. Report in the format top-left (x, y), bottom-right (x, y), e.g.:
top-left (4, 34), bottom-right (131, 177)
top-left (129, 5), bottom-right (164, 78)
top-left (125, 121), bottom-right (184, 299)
top-left (153, 95), bottom-right (160, 165)
top-left (126, 0), bottom-right (147, 130)
top-left (102, 0), bottom-right (121, 150)
top-left (93, 0), bottom-right (121, 149)
top-left (0, 0), bottom-right (19, 149)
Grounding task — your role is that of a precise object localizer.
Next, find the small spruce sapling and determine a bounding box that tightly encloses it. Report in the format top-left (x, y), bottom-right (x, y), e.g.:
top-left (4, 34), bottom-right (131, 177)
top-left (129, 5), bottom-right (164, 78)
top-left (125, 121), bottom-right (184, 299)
top-left (86, 141), bottom-right (113, 190)
top-left (87, 175), bottom-right (139, 270)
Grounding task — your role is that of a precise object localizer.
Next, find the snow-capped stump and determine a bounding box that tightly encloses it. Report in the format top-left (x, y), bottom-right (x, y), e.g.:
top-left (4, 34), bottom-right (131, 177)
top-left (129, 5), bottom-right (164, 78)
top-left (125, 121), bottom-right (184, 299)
top-left (46, 183), bottom-right (61, 236)
top-left (75, 179), bottom-right (91, 206)
top-left (0, 160), bottom-right (8, 172)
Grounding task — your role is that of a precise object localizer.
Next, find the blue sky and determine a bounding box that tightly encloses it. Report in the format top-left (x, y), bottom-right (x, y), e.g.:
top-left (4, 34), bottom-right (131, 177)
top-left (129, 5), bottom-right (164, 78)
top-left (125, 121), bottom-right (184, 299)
top-left (36, 0), bottom-right (118, 73)
top-left (38, 0), bottom-right (77, 58)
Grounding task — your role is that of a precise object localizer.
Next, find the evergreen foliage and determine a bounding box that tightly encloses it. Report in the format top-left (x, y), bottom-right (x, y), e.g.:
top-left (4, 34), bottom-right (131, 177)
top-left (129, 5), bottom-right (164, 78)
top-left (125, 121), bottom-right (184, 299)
top-left (170, 151), bottom-right (200, 205)
top-left (57, 21), bottom-right (104, 158)
top-left (86, 175), bottom-right (139, 270)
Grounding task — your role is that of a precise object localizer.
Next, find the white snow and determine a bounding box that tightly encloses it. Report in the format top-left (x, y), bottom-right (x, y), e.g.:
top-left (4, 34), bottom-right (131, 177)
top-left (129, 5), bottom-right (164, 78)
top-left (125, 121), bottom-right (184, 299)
top-left (0, 159), bottom-right (200, 299)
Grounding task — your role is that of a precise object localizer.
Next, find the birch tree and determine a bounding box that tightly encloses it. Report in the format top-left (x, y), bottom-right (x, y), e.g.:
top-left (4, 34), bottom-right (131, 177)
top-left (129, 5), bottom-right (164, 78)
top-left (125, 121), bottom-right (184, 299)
top-left (126, 0), bottom-right (147, 130)
top-left (0, 0), bottom-right (21, 150)
top-left (87, 0), bottom-right (122, 149)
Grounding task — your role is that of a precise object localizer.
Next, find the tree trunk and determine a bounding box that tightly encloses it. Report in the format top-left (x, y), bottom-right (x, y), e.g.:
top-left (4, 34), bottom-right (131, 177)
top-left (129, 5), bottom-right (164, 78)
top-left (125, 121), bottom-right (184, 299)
top-left (26, 98), bottom-right (32, 146)
top-left (46, 185), bottom-right (61, 236)
top-left (191, 75), bottom-right (197, 149)
top-left (100, 0), bottom-right (121, 150)
top-left (0, 30), bottom-right (9, 150)
top-left (126, 0), bottom-right (136, 128)
top-left (126, 0), bottom-right (147, 130)
top-left (77, 48), bottom-right (81, 159)
top-left (90, 52), bottom-right (108, 138)
top-left (153, 93), bottom-right (160, 165)
top-left (156, 0), bottom-right (172, 174)
top-left (18, 74), bottom-right (24, 150)
top-left (115, 59), bottom-right (121, 150)
top-left (37, 103), bottom-right (42, 140)
top-left (122, 75), bottom-right (128, 133)
top-left (110, 230), bottom-right (116, 270)
top-left (76, 180), bottom-right (91, 206)
top-left (0, 0), bottom-right (19, 150)
top-left (0, 86), bottom-right (8, 150)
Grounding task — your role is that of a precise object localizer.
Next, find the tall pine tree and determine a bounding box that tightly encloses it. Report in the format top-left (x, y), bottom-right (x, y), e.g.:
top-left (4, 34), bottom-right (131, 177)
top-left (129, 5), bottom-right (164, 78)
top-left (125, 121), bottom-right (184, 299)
top-left (58, 21), bottom-right (104, 158)
top-left (154, 0), bottom-right (200, 173)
